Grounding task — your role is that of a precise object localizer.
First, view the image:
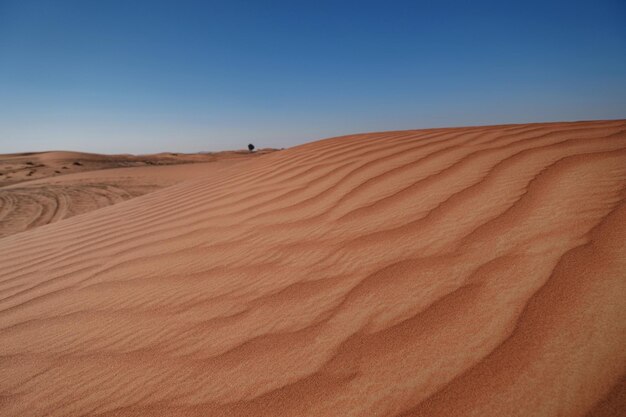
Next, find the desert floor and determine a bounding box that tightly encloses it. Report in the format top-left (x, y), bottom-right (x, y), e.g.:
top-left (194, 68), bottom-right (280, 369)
top-left (0, 149), bottom-right (275, 238)
top-left (0, 120), bottom-right (624, 416)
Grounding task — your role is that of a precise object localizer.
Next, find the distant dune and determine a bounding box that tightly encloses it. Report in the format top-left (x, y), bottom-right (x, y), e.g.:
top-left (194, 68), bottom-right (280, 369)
top-left (0, 149), bottom-right (276, 238)
top-left (0, 120), bottom-right (625, 416)
top-left (0, 149), bottom-right (277, 187)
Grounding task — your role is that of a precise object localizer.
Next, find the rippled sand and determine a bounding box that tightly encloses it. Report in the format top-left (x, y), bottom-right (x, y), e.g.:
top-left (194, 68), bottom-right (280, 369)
top-left (0, 120), bottom-right (624, 416)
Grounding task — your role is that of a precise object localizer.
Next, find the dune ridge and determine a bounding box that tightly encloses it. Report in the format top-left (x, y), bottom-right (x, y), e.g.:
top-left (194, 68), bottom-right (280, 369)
top-left (0, 120), bottom-right (625, 416)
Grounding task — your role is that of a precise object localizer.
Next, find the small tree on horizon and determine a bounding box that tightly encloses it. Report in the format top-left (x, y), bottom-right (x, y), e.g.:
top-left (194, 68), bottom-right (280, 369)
top-left (248, 143), bottom-right (255, 152)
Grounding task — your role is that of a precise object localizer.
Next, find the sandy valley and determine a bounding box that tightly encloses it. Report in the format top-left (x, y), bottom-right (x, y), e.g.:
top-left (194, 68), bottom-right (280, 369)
top-left (0, 149), bottom-right (275, 238)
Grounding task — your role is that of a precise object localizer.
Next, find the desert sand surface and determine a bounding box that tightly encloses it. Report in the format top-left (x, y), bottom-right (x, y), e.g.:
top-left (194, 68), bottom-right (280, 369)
top-left (0, 149), bottom-right (275, 238)
top-left (0, 120), bottom-right (625, 417)
top-left (0, 149), bottom-right (276, 187)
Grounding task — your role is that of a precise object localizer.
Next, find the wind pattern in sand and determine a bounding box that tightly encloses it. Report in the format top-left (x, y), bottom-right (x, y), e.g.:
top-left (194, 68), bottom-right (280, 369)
top-left (1, 120), bottom-right (625, 416)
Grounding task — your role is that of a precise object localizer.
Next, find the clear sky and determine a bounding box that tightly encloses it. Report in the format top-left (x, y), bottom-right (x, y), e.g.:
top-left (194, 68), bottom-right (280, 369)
top-left (1, 0), bottom-right (625, 154)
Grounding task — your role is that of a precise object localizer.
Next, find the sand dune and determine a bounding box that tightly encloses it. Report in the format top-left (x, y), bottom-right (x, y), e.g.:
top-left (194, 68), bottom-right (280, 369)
top-left (0, 120), bottom-right (625, 416)
top-left (0, 150), bottom-right (275, 238)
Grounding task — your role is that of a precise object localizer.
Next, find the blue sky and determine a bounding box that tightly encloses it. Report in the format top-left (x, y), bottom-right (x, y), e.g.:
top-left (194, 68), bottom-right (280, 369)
top-left (1, 0), bottom-right (625, 153)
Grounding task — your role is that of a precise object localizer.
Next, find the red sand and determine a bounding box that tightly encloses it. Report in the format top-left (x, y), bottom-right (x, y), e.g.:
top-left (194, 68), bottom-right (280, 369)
top-left (0, 120), bottom-right (624, 416)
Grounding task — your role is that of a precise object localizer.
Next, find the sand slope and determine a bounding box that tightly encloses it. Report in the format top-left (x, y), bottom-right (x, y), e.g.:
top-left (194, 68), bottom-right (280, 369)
top-left (0, 120), bottom-right (625, 416)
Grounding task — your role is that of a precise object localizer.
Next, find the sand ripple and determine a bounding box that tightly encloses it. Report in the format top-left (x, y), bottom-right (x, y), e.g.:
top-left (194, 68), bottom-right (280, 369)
top-left (0, 120), bottom-right (625, 416)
